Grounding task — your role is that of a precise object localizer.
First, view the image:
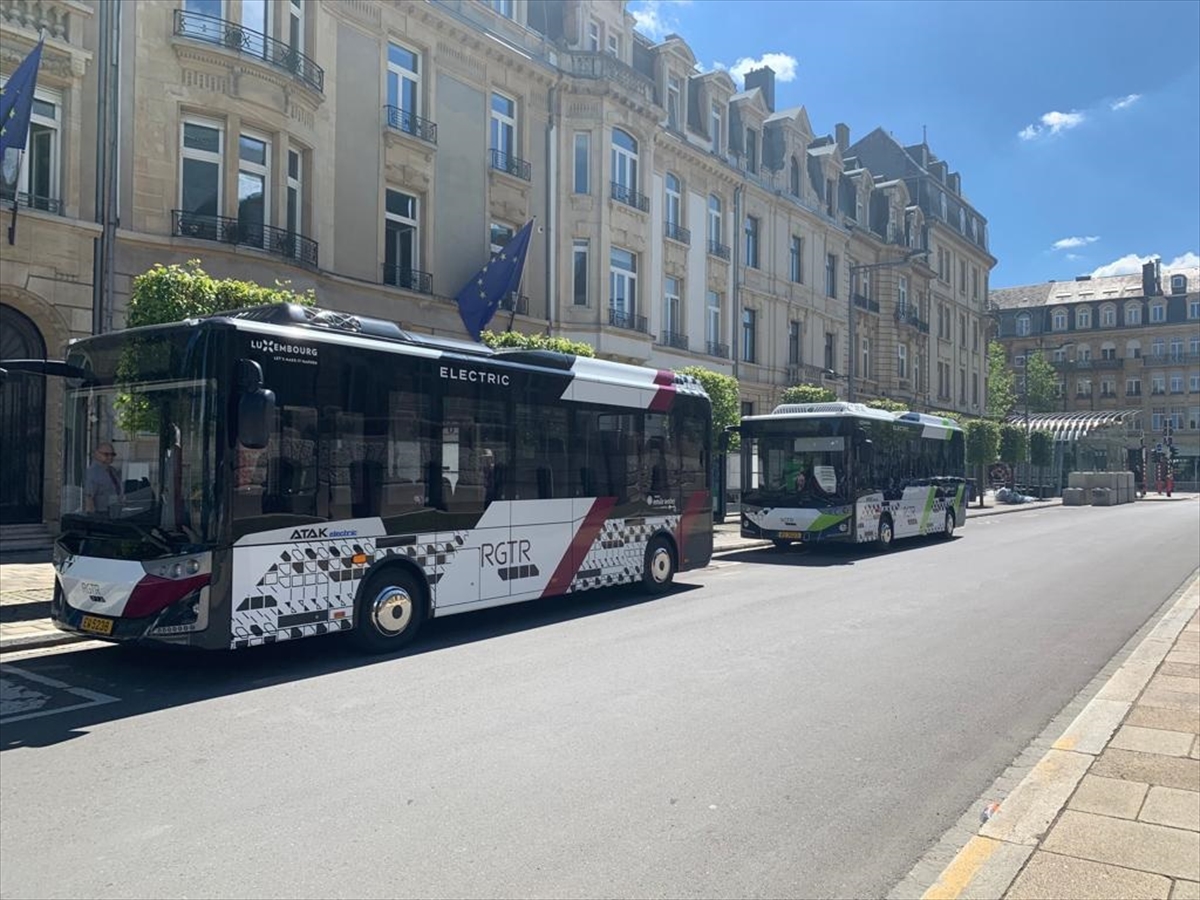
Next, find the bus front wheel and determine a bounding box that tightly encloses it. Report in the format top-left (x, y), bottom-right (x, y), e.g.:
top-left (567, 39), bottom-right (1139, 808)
top-left (642, 536), bottom-right (676, 594)
top-left (943, 509), bottom-right (956, 539)
top-left (876, 515), bottom-right (895, 551)
top-left (352, 567), bottom-right (426, 653)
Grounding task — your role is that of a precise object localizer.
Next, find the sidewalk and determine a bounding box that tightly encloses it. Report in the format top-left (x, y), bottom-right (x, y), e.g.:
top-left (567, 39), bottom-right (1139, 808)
top-left (912, 574), bottom-right (1200, 900)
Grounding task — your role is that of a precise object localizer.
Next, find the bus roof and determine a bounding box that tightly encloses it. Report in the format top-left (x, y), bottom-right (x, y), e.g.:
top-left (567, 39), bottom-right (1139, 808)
top-left (745, 401), bottom-right (962, 431)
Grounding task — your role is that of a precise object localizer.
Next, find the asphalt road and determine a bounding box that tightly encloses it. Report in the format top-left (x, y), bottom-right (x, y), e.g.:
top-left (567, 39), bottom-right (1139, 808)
top-left (1, 501), bottom-right (1197, 900)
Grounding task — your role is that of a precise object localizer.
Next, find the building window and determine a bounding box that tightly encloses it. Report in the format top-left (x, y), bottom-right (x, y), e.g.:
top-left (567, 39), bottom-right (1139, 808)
top-left (1101, 304), bottom-right (1116, 327)
top-left (825, 178), bottom-right (834, 216)
top-left (1016, 314), bottom-right (1031, 337)
top-left (1127, 377), bottom-right (1141, 397)
top-left (898, 343), bottom-right (908, 379)
top-left (971, 267), bottom-right (979, 301)
top-left (489, 222), bottom-right (515, 255)
top-left (788, 320), bottom-right (801, 365)
top-left (572, 239), bottom-right (588, 306)
top-left (0, 87), bottom-right (58, 208)
top-left (959, 313), bottom-right (967, 345)
top-left (708, 194), bottom-right (722, 246)
top-left (664, 277), bottom-right (682, 337)
top-left (1170, 337), bottom-right (1184, 360)
top-left (288, 0), bottom-right (304, 51)
top-left (180, 119), bottom-right (223, 219)
top-left (742, 308), bottom-right (757, 363)
top-left (286, 147), bottom-right (303, 241)
top-left (973, 323), bottom-right (980, 352)
top-left (1170, 373), bottom-right (1184, 394)
top-left (1190, 374), bottom-right (1200, 393)
top-left (1152, 337), bottom-right (1165, 357)
top-left (1101, 344), bottom-right (1117, 361)
top-left (490, 91), bottom-right (518, 164)
top-left (384, 188), bottom-right (419, 286)
top-left (611, 128), bottom-right (638, 195)
top-left (1189, 299), bottom-right (1200, 319)
top-left (1076, 306), bottom-right (1091, 329)
top-left (1191, 336), bottom-right (1200, 356)
top-left (959, 259), bottom-right (966, 295)
top-left (789, 156), bottom-right (800, 197)
top-left (573, 132), bottom-right (590, 194)
top-left (1171, 274), bottom-right (1187, 294)
top-left (972, 372), bottom-right (979, 405)
top-left (1152, 374), bottom-right (1166, 395)
top-left (606, 32), bottom-right (620, 57)
top-left (237, 132), bottom-right (270, 246)
top-left (741, 401), bottom-right (755, 419)
top-left (1151, 303), bottom-right (1166, 323)
top-left (711, 104), bottom-right (722, 155)
top-left (586, 19), bottom-right (600, 51)
top-left (1052, 308), bottom-right (1067, 330)
top-left (666, 75), bottom-right (682, 130)
top-left (1126, 340), bottom-right (1141, 359)
top-left (790, 235), bottom-right (803, 283)
top-left (825, 253), bottom-right (838, 299)
top-left (1151, 409), bottom-right (1164, 432)
top-left (824, 331), bottom-right (836, 372)
top-left (1077, 345), bottom-right (1091, 362)
top-left (744, 127), bottom-right (757, 174)
top-left (240, 0), bottom-right (268, 56)
top-left (959, 367), bottom-right (967, 404)
top-left (387, 43), bottom-right (421, 125)
top-left (609, 246), bottom-right (637, 318)
top-left (860, 337), bottom-right (871, 381)
top-left (744, 215), bottom-right (760, 269)
top-left (665, 172), bottom-right (682, 229)
top-left (1126, 303), bottom-right (1142, 325)
top-left (893, 275), bottom-right (906, 312)
top-left (706, 290), bottom-right (722, 351)
top-left (487, 0), bottom-right (514, 18)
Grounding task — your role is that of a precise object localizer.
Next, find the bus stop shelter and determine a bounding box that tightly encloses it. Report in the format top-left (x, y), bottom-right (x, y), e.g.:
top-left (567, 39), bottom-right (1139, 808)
top-left (1009, 409), bottom-right (1144, 495)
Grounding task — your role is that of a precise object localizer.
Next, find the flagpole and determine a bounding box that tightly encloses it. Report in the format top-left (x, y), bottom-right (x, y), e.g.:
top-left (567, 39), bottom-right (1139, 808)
top-left (6, 149), bottom-right (23, 245)
top-left (506, 217), bottom-right (534, 333)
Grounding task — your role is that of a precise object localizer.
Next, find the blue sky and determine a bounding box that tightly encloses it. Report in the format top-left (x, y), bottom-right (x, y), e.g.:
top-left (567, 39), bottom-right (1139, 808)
top-left (628, 0), bottom-right (1200, 288)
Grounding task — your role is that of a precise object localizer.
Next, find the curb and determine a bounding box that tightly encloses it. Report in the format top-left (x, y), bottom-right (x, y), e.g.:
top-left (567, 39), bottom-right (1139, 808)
top-left (0, 631), bottom-right (87, 655)
top-left (916, 572), bottom-right (1200, 900)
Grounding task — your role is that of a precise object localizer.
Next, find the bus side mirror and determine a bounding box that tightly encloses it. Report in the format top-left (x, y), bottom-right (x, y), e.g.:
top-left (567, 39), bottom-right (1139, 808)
top-left (236, 359), bottom-right (275, 450)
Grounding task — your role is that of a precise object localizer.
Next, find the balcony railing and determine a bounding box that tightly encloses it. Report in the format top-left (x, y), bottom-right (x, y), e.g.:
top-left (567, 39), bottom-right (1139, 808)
top-left (610, 181), bottom-right (649, 213)
top-left (566, 51), bottom-right (655, 102)
top-left (608, 307), bottom-right (647, 333)
top-left (707, 239), bottom-right (730, 260)
top-left (384, 105), bottom-right (438, 144)
top-left (489, 148), bottom-right (531, 181)
top-left (1094, 357), bottom-right (1124, 370)
top-left (173, 9), bottom-right (324, 93)
top-left (706, 340), bottom-right (729, 359)
top-left (664, 221), bottom-right (691, 245)
top-left (498, 293), bottom-right (528, 315)
top-left (894, 305), bottom-right (930, 333)
top-left (0, 189), bottom-right (61, 215)
top-left (659, 330), bottom-right (689, 351)
top-left (852, 293), bottom-right (880, 314)
top-left (382, 264), bottom-right (433, 295)
top-left (172, 210), bottom-right (318, 267)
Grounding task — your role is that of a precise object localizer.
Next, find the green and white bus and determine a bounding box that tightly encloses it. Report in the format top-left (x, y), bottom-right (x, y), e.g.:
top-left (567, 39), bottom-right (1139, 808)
top-left (733, 402), bottom-right (966, 550)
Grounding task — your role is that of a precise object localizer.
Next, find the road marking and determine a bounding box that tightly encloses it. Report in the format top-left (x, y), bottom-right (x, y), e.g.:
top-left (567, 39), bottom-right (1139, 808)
top-left (920, 835), bottom-right (999, 900)
top-left (0, 664), bottom-right (119, 725)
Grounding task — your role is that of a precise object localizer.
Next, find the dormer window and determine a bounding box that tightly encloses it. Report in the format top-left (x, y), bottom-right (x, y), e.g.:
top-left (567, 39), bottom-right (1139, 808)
top-left (666, 75), bottom-right (682, 131)
top-left (745, 127), bottom-right (758, 174)
top-left (789, 157), bottom-right (800, 197)
top-left (711, 104), bottom-right (722, 155)
top-left (1171, 273), bottom-right (1188, 294)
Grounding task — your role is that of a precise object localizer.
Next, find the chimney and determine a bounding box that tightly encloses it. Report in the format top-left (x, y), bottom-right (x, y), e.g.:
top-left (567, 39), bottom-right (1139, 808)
top-left (835, 123), bottom-right (850, 152)
top-left (947, 172), bottom-right (961, 195)
top-left (743, 65), bottom-right (775, 112)
top-left (1142, 260), bottom-right (1162, 297)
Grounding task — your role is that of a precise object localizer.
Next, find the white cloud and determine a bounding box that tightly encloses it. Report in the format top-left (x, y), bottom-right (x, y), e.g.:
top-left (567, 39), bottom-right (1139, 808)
top-left (1052, 235), bottom-right (1100, 250)
top-left (629, 1), bottom-right (691, 42)
top-left (1018, 110), bottom-right (1085, 141)
top-left (1090, 253), bottom-right (1157, 277)
top-left (712, 52), bottom-right (799, 88)
top-left (1111, 93), bottom-right (1141, 111)
top-left (1065, 253), bottom-right (1083, 262)
top-left (1166, 252), bottom-right (1199, 270)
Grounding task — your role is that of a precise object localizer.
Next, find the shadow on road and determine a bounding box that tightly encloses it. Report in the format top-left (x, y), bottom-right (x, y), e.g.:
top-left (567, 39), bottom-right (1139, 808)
top-left (717, 533), bottom-right (958, 567)
top-left (0, 580), bottom-right (703, 752)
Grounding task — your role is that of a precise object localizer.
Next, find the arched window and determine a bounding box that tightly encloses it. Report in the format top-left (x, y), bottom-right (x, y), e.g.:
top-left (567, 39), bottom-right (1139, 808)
top-left (1125, 302), bottom-right (1142, 325)
top-left (1016, 314), bottom-right (1031, 337)
top-left (1100, 303), bottom-right (1116, 327)
top-left (1052, 307), bottom-right (1067, 330)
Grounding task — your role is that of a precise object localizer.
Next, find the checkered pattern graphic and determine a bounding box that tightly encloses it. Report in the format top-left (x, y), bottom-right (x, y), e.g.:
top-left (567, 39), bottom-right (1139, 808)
top-left (231, 530), bottom-right (467, 649)
top-left (565, 515), bottom-right (680, 593)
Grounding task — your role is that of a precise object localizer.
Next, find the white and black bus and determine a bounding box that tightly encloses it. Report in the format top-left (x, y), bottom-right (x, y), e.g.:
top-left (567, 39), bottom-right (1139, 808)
top-left (44, 304), bottom-right (713, 652)
top-left (733, 402), bottom-right (966, 549)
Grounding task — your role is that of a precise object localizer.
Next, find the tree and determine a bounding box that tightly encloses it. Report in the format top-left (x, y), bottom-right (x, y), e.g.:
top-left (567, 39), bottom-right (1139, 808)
top-left (964, 419), bottom-right (1000, 507)
top-left (681, 366), bottom-right (740, 451)
top-left (780, 383), bottom-right (836, 404)
top-left (127, 260), bottom-right (315, 327)
top-left (860, 397), bottom-right (907, 413)
top-left (987, 340), bottom-right (1017, 421)
top-left (481, 329), bottom-right (596, 357)
top-left (1024, 351), bottom-right (1059, 414)
top-left (998, 423), bottom-right (1029, 487)
top-left (1029, 429), bottom-right (1054, 496)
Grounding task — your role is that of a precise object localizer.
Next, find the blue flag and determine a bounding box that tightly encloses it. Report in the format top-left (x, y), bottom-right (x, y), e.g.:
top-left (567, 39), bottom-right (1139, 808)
top-left (0, 39), bottom-right (44, 158)
top-left (455, 219), bottom-right (535, 341)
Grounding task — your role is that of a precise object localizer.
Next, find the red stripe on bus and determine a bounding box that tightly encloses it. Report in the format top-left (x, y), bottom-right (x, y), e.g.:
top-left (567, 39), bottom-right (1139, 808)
top-left (542, 497), bottom-right (617, 597)
top-left (648, 384), bottom-right (675, 411)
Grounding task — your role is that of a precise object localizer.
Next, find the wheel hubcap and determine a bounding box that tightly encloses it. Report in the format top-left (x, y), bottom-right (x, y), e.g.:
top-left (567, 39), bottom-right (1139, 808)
top-left (947, 514), bottom-right (955, 535)
top-left (371, 586), bottom-right (413, 636)
top-left (649, 547), bottom-right (672, 583)
top-left (881, 523), bottom-right (892, 544)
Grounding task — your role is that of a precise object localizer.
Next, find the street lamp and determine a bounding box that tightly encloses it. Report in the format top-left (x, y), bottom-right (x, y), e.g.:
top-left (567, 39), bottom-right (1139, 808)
top-left (847, 247), bottom-right (930, 402)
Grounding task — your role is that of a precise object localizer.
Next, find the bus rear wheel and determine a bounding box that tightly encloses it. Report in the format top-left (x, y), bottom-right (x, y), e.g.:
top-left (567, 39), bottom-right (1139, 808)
top-left (943, 509), bottom-right (956, 539)
top-left (876, 515), bottom-right (895, 551)
top-left (351, 567), bottom-right (426, 653)
top-left (642, 536), bottom-right (676, 594)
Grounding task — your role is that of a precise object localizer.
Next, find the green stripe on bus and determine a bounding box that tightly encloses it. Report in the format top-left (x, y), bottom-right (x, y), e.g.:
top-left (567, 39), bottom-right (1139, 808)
top-left (920, 487), bottom-right (937, 533)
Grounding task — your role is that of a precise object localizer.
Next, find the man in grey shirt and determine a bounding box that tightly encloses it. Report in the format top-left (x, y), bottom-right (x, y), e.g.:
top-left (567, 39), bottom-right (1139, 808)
top-left (84, 442), bottom-right (123, 516)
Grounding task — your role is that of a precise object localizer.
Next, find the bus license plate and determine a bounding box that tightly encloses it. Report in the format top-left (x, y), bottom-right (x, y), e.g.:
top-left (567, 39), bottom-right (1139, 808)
top-left (80, 615), bottom-right (114, 636)
top-left (778, 531), bottom-right (801, 539)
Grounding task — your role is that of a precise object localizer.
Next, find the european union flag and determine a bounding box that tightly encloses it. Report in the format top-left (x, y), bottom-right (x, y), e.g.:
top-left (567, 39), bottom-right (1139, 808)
top-left (455, 219), bottom-right (535, 341)
top-left (0, 39), bottom-right (44, 158)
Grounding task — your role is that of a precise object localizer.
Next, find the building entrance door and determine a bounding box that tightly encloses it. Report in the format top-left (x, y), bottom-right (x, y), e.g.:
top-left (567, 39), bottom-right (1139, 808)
top-left (0, 305), bottom-right (47, 524)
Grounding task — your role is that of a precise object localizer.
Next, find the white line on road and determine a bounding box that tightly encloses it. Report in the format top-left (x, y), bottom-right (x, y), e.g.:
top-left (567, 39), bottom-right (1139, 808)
top-left (0, 663), bottom-right (119, 725)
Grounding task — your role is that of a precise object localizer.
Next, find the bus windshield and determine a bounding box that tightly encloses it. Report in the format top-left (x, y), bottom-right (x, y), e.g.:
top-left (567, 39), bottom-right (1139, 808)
top-left (59, 331), bottom-right (219, 555)
top-left (743, 419), bottom-right (848, 507)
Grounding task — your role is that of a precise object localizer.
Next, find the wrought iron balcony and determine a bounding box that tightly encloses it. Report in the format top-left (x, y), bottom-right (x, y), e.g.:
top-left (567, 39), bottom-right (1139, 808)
top-left (382, 264), bottom-right (433, 295)
top-left (610, 181), bottom-right (649, 213)
top-left (894, 305), bottom-right (930, 333)
top-left (706, 340), bottom-right (729, 359)
top-left (498, 293), bottom-right (528, 315)
top-left (664, 221), bottom-right (691, 245)
top-left (566, 51), bottom-right (655, 102)
top-left (173, 9), bottom-right (324, 93)
top-left (172, 210), bottom-right (318, 267)
top-left (707, 239), bottom-right (730, 260)
top-left (608, 307), bottom-right (647, 333)
top-left (384, 105), bottom-right (437, 145)
top-left (659, 330), bottom-right (689, 351)
top-left (852, 293), bottom-right (880, 313)
top-left (490, 149), bottom-right (531, 181)
top-left (0, 188), bottom-right (60, 215)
